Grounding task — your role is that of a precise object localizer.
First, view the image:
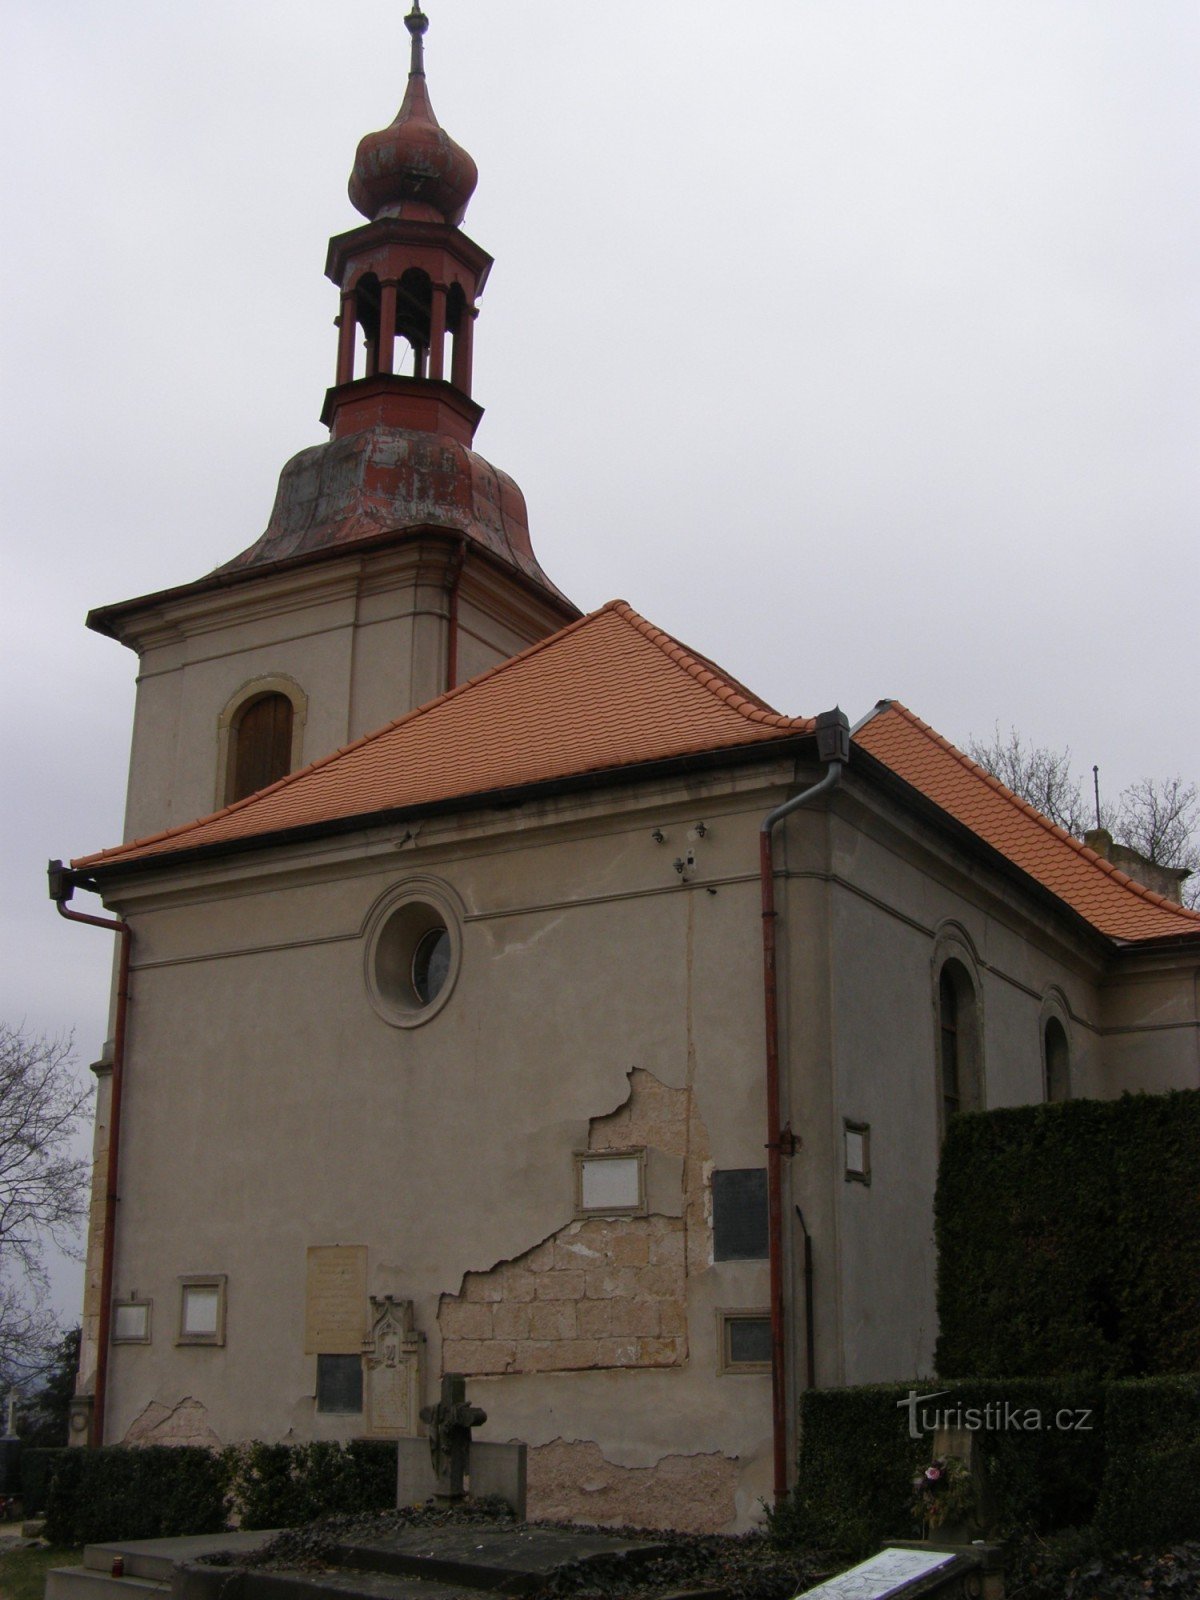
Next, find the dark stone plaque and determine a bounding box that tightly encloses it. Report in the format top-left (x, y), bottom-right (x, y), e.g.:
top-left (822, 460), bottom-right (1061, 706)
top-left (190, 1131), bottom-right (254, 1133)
top-left (317, 1353), bottom-right (364, 1414)
top-left (713, 1168), bottom-right (769, 1260)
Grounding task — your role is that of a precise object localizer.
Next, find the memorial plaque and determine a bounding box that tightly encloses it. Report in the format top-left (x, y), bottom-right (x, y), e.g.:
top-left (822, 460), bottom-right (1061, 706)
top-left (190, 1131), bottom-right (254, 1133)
top-left (713, 1168), bottom-right (769, 1260)
top-left (305, 1245), bottom-right (368, 1354)
top-left (365, 1296), bottom-right (423, 1437)
top-left (794, 1548), bottom-right (957, 1600)
top-left (316, 1353), bottom-right (364, 1414)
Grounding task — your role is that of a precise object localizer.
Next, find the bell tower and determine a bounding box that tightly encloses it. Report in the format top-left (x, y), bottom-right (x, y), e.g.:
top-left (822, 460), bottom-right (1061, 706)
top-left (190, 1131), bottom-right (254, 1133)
top-left (328, 2), bottom-right (487, 440)
top-left (89, 4), bottom-right (577, 847)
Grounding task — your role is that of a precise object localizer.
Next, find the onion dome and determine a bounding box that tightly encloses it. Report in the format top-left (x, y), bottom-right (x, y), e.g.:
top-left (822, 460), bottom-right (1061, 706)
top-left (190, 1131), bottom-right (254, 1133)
top-left (348, 3), bottom-right (479, 227)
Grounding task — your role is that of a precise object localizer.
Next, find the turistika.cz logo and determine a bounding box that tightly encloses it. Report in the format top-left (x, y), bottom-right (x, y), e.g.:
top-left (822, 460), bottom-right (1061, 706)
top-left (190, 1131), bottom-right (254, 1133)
top-left (898, 1390), bottom-right (1094, 1440)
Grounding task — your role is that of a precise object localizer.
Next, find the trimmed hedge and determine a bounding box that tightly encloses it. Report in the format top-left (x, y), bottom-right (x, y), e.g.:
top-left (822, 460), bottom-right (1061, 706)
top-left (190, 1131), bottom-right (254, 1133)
top-left (20, 1447), bottom-right (67, 1516)
top-left (936, 1092), bottom-right (1200, 1381)
top-left (791, 1376), bottom-right (1200, 1559)
top-left (790, 1378), bottom-right (1105, 1558)
top-left (1095, 1377), bottom-right (1200, 1551)
top-left (44, 1446), bottom-right (230, 1546)
top-left (41, 1438), bottom-right (399, 1545)
top-left (229, 1440), bottom-right (397, 1530)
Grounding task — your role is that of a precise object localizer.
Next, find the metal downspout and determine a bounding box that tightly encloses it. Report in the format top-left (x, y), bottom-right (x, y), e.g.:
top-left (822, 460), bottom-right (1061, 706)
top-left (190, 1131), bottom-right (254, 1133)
top-left (759, 708), bottom-right (849, 1503)
top-left (48, 861), bottom-right (131, 1449)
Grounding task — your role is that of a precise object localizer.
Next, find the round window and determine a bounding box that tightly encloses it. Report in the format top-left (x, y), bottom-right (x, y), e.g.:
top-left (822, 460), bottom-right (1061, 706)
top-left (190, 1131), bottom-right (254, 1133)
top-left (364, 884), bottom-right (462, 1028)
top-left (412, 927), bottom-right (451, 1006)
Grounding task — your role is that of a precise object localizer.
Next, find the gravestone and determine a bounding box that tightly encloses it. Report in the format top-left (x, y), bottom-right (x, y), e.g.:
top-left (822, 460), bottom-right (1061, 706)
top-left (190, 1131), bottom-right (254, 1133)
top-left (929, 1425), bottom-right (992, 1543)
top-left (793, 1547), bottom-right (962, 1600)
top-left (363, 1296), bottom-right (423, 1437)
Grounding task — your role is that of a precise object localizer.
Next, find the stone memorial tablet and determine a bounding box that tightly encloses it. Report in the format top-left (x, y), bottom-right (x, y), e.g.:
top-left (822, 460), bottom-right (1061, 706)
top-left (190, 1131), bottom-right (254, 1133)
top-left (794, 1547), bottom-right (957, 1600)
top-left (305, 1245), bottom-right (368, 1354)
top-left (713, 1168), bottom-right (769, 1260)
top-left (365, 1296), bottom-right (422, 1436)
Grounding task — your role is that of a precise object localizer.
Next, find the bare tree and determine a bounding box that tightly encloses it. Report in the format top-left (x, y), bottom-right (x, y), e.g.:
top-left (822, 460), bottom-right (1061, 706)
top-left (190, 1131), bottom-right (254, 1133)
top-left (967, 731), bottom-right (1199, 910)
top-left (0, 1027), bottom-right (92, 1389)
top-left (967, 725), bottom-right (1090, 836)
top-left (1116, 777), bottom-right (1200, 876)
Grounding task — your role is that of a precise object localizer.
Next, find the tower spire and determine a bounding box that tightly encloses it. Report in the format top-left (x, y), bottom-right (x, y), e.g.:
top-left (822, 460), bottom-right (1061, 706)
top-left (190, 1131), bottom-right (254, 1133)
top-left (406, 2), bottom-right (428, 78)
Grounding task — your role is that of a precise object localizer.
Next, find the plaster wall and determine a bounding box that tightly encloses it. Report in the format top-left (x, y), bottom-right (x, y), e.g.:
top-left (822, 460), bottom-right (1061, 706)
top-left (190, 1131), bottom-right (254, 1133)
top-left (98, 774), bottom-right (782, 1528)
top-left (1097, 962), bottom-right (1200, 1094)
top-left (84, 760), bottom-right (1200, 1526)
top-left (806, 791), bottom-right (1138, 1389)
top-left (110, 544), bottom-right (567, 846)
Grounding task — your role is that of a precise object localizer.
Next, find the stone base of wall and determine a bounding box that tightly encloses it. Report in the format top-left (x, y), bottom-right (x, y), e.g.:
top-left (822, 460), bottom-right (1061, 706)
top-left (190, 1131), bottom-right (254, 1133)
top-left (526, 1438), bottom-right (738, 1534)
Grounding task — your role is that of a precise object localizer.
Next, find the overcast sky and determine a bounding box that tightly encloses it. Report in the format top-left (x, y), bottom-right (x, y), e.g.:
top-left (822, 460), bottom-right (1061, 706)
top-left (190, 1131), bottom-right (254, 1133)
top-left (3, 1), bottom-right (1198, 1320)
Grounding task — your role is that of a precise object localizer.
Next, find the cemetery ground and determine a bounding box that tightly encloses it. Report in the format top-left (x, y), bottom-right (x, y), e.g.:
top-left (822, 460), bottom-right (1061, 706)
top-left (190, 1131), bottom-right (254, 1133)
top-left (164, 1500), bottom-right (1200, 1600)
top-left (10, 1498), bottom-right (1200, 1599)
top-left (0, 1542), bottom-right (80, 1600)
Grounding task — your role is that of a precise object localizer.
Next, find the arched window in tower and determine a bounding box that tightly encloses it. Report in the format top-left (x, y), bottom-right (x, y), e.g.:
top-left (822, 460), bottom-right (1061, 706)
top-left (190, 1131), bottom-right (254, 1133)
top-left (228, 693), bottom-right (294, 804)
top-left (354, 273), bottom-right (382, 380)
top-left (397, 268), bottom-right (433, 378)
top-left (1044, 1017), bottom-right (1071, 1103)
top-left (937, 960), bottom-right (982, 1131)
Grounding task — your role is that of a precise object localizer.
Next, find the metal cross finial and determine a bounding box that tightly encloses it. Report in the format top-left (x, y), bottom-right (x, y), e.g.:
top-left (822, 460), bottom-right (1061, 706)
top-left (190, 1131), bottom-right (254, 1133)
top-left (405, 1), bottom-right (429, 76)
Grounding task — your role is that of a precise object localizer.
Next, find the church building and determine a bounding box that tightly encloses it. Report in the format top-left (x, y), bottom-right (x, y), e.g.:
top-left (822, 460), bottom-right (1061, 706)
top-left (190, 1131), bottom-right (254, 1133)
top-left (53, 5), bottom-right (1200, 1534)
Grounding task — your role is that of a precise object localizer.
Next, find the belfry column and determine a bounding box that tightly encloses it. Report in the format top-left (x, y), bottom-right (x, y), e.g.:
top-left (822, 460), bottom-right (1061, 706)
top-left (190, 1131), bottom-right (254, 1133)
top-left (429, 284), bottom-right (449, 380)
top-left (451, 306), bottom-right (476, 394)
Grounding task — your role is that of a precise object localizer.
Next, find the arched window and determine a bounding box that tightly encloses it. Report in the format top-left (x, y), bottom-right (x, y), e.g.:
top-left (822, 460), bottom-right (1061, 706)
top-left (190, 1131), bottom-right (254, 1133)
top-left (937, 959), bottom-right (982, 1130)
top-left (397, 268), bottom-right (433, 377)
top-left (227, 692), bottom-right (293, 803)
top-left (1044, 1016), bottom-right (1070, 1103)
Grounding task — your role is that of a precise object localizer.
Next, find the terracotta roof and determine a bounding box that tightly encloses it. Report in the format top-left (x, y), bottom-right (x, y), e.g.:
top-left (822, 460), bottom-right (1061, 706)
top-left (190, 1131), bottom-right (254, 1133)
top-left (855, 702), bottom-right (1200, 945)
top-left (74, 601), bottom-right (812, 871)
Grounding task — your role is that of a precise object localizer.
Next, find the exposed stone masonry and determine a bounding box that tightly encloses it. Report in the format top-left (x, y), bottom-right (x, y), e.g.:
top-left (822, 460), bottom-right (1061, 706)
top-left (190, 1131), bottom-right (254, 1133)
top-left (439, 1069), bottom-right (710, 1376)
top-left (527, 1439), bottom-right (738, 1533)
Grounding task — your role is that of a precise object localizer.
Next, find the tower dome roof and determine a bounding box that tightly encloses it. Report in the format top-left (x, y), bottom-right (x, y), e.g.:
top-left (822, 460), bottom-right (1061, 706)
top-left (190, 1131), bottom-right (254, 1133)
top-left (348, 3), bottom-right (478, 226)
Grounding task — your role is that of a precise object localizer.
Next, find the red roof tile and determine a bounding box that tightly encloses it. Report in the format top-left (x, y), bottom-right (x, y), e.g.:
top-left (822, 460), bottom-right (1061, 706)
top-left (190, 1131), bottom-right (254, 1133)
top-left (855, 702), bottom-right (1200, 944)
top-left (74, 601), bottom-right (811, 872)
top-left (74, 614), bottom-right (1200, 950)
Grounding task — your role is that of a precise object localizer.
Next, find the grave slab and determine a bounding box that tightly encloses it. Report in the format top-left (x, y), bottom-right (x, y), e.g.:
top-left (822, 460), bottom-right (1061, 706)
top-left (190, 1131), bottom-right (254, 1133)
top-left (332, 1523), bottom-right (667, 1592)
top-left (792, 1546), bottom-right (969, 1600)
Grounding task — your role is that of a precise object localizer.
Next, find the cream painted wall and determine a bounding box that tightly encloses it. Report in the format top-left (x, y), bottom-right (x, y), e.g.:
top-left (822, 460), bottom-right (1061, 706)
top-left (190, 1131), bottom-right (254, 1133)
top-left (108, 543), bottom-right (570, 846)
top-left (85, 755), bottom-right (1200, 1526)
top-left (98, 773), bottom-right (785, 1524)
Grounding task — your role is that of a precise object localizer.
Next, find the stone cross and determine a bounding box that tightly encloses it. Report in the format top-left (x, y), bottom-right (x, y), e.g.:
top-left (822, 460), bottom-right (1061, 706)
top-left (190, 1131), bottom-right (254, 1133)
top-left (420, 1373), bottom-right (487, 1502)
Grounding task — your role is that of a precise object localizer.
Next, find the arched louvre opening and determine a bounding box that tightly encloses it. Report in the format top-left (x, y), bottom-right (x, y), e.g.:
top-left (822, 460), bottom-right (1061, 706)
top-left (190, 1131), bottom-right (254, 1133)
top-left (228, 693), bottom-right (293, 803)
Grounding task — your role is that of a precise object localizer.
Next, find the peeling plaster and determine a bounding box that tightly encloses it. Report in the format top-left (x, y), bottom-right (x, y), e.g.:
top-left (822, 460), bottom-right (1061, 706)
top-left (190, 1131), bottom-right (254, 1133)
top-left (439, 1070), bottom-right (705, 1376)
top-left (527, 1438), bottom-right (738, 1534)
top-left (122, 1396), bottom-right (222, 1449)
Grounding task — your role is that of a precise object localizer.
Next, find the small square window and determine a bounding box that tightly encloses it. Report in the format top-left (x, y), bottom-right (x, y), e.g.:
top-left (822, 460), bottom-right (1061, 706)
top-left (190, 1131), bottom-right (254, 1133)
top-left (575, 1151), bottom-right (645, 1215)
top-left (112, 1300), bottom-right (152, 1344)
top-left (719, 1311), bottom-right (772, 1374)
top-left (844, 1120), bottom-right (871, 1185)
top-left (712, 1169), bottom-right (769, 1260)
top-left (316, 1354), bottom-right (364, 1414)
top-left (178, 1276), bottom-right (227, 1346)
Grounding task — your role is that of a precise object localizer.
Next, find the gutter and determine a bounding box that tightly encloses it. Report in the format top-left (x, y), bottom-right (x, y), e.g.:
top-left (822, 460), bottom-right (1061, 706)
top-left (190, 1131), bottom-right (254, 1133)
top-left (47, 861), bottom-right (132, 1449)
top-left (74, 733), bottom-right (819, 886)
top-left (759, 708), bottom-right (849, 1504)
